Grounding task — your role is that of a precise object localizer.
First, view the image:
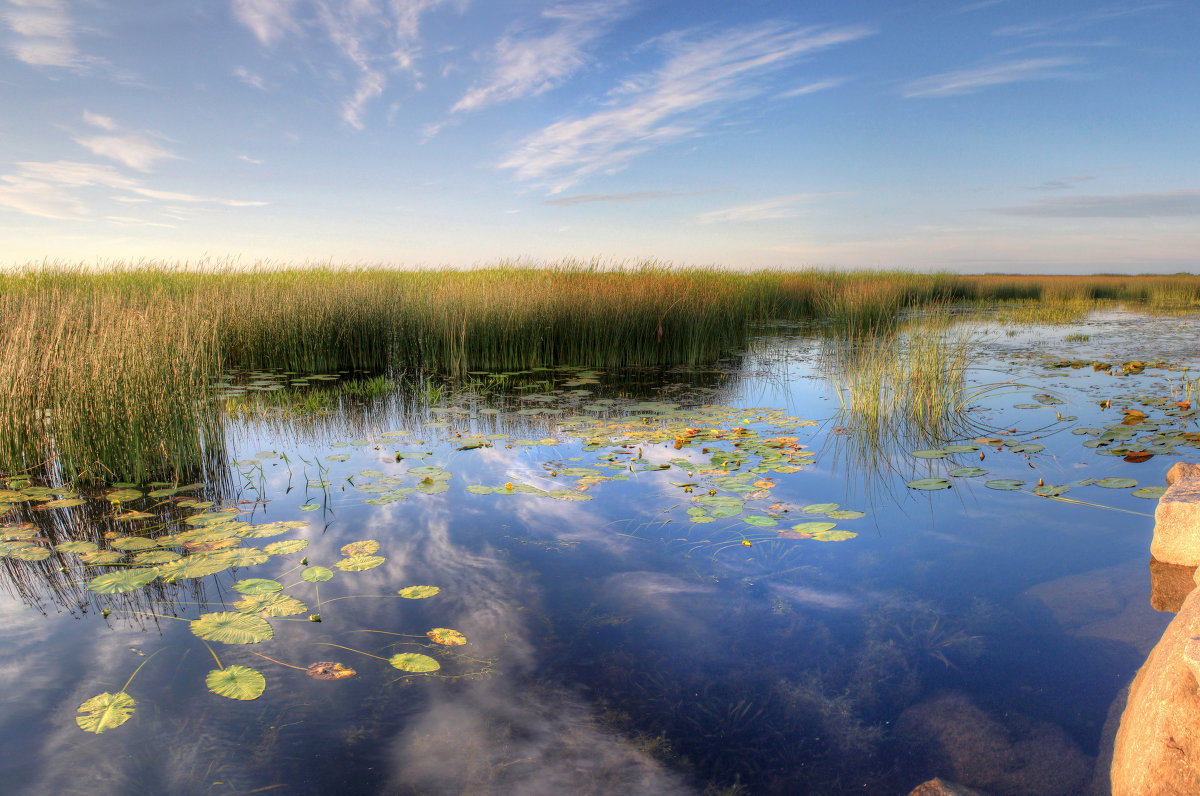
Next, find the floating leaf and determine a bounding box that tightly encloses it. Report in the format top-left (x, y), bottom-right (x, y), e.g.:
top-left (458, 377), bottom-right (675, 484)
top-left (41, 497), bottom-right (85, 508)
top-left (340, 540), bottom-right (380, 557)
top-left (910, 449), bottom-right (950, 459)
top-left (87, 569), bottom-right (158, 594)
top-left (826, 509), bottom-right (866, 520)
top-left (216, 548), bottom-right (270, 568)
top-left (76, 692), bottom-right (135, 733)
top-left (11, 546), bottom-right (50, 561)
top-left (1132, 486), bottom-right (1168, 499)
top-left (110, 536), bottom-right (157, 551)
top-left (1034, 484), bottom-right (1070, 497)
top-left (299, 502), bottom-right (321, 512)
top-left (948, 467), bottom-right (988, 478)
top-left (307, 661), bottom-right (356, 680)
top-left (335, 555), bottom-right (385, 572)
top-left (426, 627), bottom-right (466, 646)
top-left (79, 549), bottom-right (124, 565)
top-left (56, 540), bottom-right (99, 554)
top-left (190, 611), bottom-right (273, 645)
top-left (743, 515), bottom-right (778, 527)
top-left (907, 478), bottom-right (952, 490)
top-left (302, 566), bottom-right (334, 583)
top-left (264, 539), bottom-right (308, 556)
top-left (206, 665), bottom-right (266, 700)
top-left (399, 585), bottom-right (439, 599)
top-left (985, 479), bottom-right (1024, 490)
top-left (809, 529), bottom-right (858, 542)
top-left (790, 521), bottom-right (836, 534)
top-left (116, 510), bottom-right (155, 522)
top-left (1095, 477), bottom-right (1137, 489)
top-left (389, 653), bottom-right (440, 673)
top-left (237, 522), bottom-right (292, 539)
top-left (232, 578), bottom-right (283, 595)
top-left (801, 503), bottom-right (839, 514)
top-left (236, 593), bottom-right (307, 617)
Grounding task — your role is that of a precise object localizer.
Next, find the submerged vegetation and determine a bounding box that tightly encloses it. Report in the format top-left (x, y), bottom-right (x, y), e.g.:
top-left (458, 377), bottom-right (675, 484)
top-left (1, 262), bottom-right (1198, 483)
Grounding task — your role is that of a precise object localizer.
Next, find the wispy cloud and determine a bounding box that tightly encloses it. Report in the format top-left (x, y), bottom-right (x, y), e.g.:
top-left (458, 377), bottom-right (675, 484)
top-left (545, 188), bottom-right (722, 206)
top-left (777, 77), bottom-right (848, 99)
top-left (994, 3), bottom-right (1170, 38)
top-left (73, 134), bottom-right (179, 172)
top-left (0, 160), bottom-right (266, 221)
top-left (233, 65), bottom-right (266, 90)
top-left (452, 0), bottom-right (632, 114)
top-left (499, 22), bottom-right (874, 192)
top-left (902, 56), bottom-right (1080, 97)
top-left (231, 0), bottom-right (299, 46)
top-left (992, 190), bottom-right (1200, 218)
top-left (1024, 175), bottom-right (1096, 191)
top-left (81, 110), bottom-right (116, 130)
top-left (233, 0), bottom-right (453, 128)
top-left (2, 0), bottom-right (91, 69)
top-left (697, 193), bottom-right (830, 224)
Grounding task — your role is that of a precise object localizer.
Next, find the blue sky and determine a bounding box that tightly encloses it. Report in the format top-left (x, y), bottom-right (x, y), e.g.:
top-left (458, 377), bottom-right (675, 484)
top-left (1, 0), bottom-right (1197, 272)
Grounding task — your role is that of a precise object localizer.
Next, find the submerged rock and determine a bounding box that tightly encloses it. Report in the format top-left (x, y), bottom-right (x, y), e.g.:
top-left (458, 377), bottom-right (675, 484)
top-left (1151, 463), bottom-right (1200, 566)
top-left (896, 690), bottom-right (1091, 796)
top-left (1149, 555), bottom-right (1197, 613)
top-left (1111, 567), bottom-right (1200, 795)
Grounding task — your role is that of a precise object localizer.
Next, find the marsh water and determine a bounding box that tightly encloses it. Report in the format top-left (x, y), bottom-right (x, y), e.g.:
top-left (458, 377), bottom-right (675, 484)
top-left (2, 310), bottom-right (1198, 795)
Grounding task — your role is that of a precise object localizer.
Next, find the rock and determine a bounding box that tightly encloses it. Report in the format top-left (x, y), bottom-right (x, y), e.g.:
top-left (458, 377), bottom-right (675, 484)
top-left (1149, 556), bottom-right (1197, 613)
top-left (908, 777), bottom-right (989, 795)
top-left (896, 690), bottom-right (1091, 796)
top-left (1166, 461), bottom-right (1200, 486)
top-left (1150, 466), bottom-right (1200, 566)
top-left (1110, 580), bottom-right (1200, 795)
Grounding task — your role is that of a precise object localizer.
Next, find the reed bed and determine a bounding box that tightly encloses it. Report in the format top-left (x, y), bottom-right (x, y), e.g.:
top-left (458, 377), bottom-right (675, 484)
top-left (1, 261), bottom-right (1196, 483)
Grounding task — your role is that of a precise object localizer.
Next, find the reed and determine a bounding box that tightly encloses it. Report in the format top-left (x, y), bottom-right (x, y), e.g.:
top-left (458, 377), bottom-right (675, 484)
top-left (1, 261), bottom-right (1196, 483)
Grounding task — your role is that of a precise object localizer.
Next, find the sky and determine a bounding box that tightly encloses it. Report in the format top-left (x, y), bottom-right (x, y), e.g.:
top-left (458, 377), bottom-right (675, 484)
top-left (1, 0), bottom-right (1198, 273)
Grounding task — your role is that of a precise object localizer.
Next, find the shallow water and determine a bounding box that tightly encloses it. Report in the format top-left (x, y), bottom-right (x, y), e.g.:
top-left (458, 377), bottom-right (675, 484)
top-left (1, 310), bottom-right (1198, 795)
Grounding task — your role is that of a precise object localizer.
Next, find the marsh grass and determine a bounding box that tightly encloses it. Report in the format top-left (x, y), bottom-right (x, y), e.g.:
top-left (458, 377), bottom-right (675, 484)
top-left (2, 262), bottom-right (1196, 483)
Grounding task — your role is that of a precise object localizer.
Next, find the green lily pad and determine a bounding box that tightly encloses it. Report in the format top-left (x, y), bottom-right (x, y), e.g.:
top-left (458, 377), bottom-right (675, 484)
top-left (985, 479), bottom-right (1024, 490)
top-left (335, 555), bottom-right (385, 572)
top-left (426, 627), bottom-right (467, 646)
top-left (264, 539), bottom-right (308, 556)
top-left (87, 569), bottom-right (158, 594)
top-left (910, 449), bottom-right (950, 459)
top-left (389, 653), bottom-right (440, 673)
top-left (190, 611), bottom-right (273, 645)
top-left (11, 546), bottom-right (50, 561)
top-left (1034, 484), bottom-right (1070, 497)
top-left (299, 503), bottom-right (321, 512)
top-left (1095, 477), bottom-right (1138, 489)
top-left (790, 521), bottom-right (836, 534)
top-left (948, 467), bottom-right (988, 478)
top-left (809, 529), bottom-right (858, 542)
top-left (907, 478), bottom-right (952, 490)
top-left (340, 540), bottom-right (379, 557)
top-left (206, 665), bottom-right (266, 700)
top-left (399, 585), bottom-right (439, 599)
top-left (216, 548), bottom-right (270, 568)
top-left (110, 536), bottom-right (157, 551)
top-left (235, 593), bottom-right (307, 617)
top-left (1132, 486), bottom-right (1169, 499)
top-left (302, 566), bottom-right (333, 583)
top-left (56, 540), bottom-right (99, 554)
top-left (826, 510), bottom-right (866, 520)
top-left (743, 515), bottom-right (778, 527)
top-left (76, 691), bottom-right (135, 733)
top-left (232, 578), bottom-right (283, 595)
top-left (801, 503), bottom-right (839, 514)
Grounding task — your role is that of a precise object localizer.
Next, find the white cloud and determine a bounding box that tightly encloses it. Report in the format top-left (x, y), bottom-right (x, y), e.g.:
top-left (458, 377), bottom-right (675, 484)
top-left (2, 0), bottom-right (89, 69)
top-left (902, 56), bottom-right (1080, 97)
top-left (73, 134), bottom-right (180, 172)
top-left (697, 194), bottom-right (827, 224)
top-left (237, 154), bottom-right (264, 164)
top-left (233, 65), bottom-right (266, 90)
top-left (777, 77), bottom-right (847, 98)
top-left (81, 110), bottom-right (116, 130)
top-left (451, 0), bottom-right (632, 114)
top-left (545, 188), bottom-right (722, 206)
top-left (500, 23), bottom-right (874, 192)
top-left (231, 0), bottom-right (298, 46)
top-left (0, 160), bottom-right (267, 221)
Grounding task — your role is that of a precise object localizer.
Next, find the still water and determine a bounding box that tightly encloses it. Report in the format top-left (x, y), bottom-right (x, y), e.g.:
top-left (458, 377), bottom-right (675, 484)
top-left (1, 312), bottom-right (1197, 795)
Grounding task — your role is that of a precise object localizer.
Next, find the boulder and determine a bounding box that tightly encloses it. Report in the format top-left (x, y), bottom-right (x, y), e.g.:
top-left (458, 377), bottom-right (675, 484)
top-left (896, 690), bottom-right (1091, 796)
top-left (908, 777), bottom-right (989, 796)
top-left (1150, 465), bottom-right (1200, 566)
top-left (1110, 568), bottom-right (1200, 795)
top-left (1149, 556), bottom-right (1197, 613)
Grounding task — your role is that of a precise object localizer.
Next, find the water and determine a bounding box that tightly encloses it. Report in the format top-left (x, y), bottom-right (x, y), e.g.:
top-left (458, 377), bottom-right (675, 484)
top-left (1, 311), bottom-right (1197, 795)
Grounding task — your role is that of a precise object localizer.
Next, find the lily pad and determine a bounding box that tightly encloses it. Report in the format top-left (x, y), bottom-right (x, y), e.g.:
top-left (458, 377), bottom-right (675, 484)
top-left (809, 529), bottom-right (858, 542)
top-left (790, 521), bottom-right (837, 534)
top-left (1095, 477), bottom-right (1138, 489)
top-left (264, 539), bottom-right (308, 556)
top-left (232, 578), bottom-right (283, 595)
top-left (206, 665), bottom-right (266, 700)
top-left (302, 566), bottom-right (334, 583)
top-left (389, 653), bottom-right (440, 673)
top-left (335, 555), bottom-right (385, 572)
top-left (190, 611), bottom-right (273, 645)
top-left (76, 691), bottom-right (135, 733)
top-left (399, 585), bottom-right (439, 599)
top-left (340, 540), bottom-right (380, 557)
top-left (801, 503), bottom-right (840, 514)
top-left (1132, 486), bottom-right (1168, 499)
top-left (1034, 484), bottom-right (1070, 497)
top-left (307, 661), bottom-right (356, 680)
top-left (948, 467), bottom-right (988, 478)
top-left (87, 569), bottom-right (158, 594)
top-left (426, 628), bottom-right (467, 646)
top-left (985, 479), bottom-right (1024, 490)
top-left (906, 478), bottom-right (952, 490)
top-left (910, 449), bottom-right (950, 459)
top-left (299, 503), bottom-right (321, 512)
top-left (743, 515), bottom-right (778, 527)
top-left (826, 509), bottom-right (866, 520)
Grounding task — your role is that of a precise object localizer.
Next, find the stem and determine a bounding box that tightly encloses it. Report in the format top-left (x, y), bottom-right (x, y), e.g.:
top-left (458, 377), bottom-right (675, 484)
top-left (121, 647), bottom-right (165, 692)
top-left (203, 641), bottom-right (223, 670)
top-left (248, 651), bottom-right (307, 671)
top-left (316, 642), bottom-right (387, 662)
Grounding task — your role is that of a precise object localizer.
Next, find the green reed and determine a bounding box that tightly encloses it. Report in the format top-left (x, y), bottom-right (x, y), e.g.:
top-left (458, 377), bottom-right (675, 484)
top-left (1, 261), bottom-right (1196, 483)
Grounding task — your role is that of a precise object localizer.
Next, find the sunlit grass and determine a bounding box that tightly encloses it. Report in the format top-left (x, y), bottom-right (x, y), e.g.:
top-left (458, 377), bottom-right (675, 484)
top-left (1, 261), bottom-right (1196, 483)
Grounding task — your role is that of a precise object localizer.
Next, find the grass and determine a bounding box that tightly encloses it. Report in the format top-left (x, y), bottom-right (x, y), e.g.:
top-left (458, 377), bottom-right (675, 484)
top-left (1, 261), bottom-right (1196, 484)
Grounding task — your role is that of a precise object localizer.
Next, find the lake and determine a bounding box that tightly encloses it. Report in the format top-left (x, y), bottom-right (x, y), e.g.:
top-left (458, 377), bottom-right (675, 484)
top-left (1, 309), bottom-right (1196, 795)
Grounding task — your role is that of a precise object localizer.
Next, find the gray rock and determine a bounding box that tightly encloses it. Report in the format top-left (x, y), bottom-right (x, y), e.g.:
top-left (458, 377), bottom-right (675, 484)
top-left (1150, 466), bottom-right (1200, 566)
top-left (909, 777), bottom-right (989, 795)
